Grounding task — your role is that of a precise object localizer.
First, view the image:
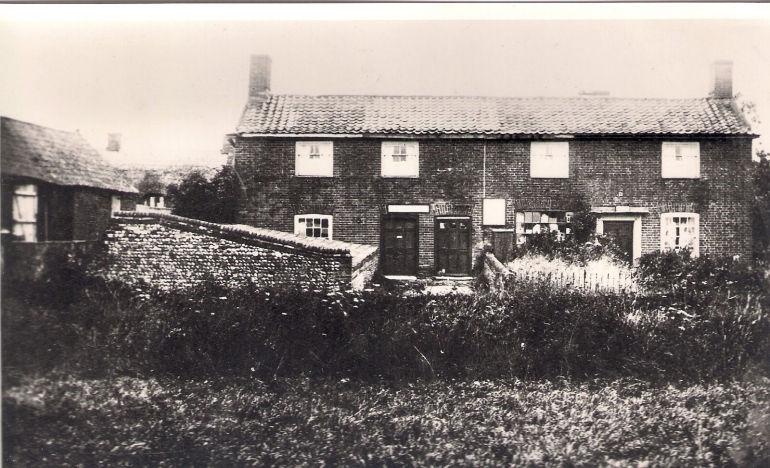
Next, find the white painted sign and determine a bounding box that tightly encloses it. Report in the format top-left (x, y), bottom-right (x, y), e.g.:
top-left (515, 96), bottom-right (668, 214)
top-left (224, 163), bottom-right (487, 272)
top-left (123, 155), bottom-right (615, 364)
top-left (388, 205), bottom-right (430, 213)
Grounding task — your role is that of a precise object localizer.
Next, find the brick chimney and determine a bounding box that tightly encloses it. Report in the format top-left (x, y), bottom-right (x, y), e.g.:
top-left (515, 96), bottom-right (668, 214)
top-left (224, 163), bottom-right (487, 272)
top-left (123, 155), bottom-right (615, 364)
top-left (710, 60), bottom-right (733, 99)
top-left (249, 54), bottom-right (272, 101)
top-left (106, 133), bottom-right (121, 152)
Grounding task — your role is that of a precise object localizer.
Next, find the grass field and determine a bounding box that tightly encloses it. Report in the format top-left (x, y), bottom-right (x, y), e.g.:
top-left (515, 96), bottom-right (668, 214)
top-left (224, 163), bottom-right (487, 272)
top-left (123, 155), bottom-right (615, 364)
top-left (4, 375), bottom-right (770, 467)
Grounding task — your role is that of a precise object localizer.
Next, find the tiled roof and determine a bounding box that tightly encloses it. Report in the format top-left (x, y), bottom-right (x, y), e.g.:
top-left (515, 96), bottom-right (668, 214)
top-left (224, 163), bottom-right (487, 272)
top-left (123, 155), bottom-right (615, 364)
top-left (236, 95), bottom-right (753, 136)
top-left (1, 117), bottom-right (137, 193)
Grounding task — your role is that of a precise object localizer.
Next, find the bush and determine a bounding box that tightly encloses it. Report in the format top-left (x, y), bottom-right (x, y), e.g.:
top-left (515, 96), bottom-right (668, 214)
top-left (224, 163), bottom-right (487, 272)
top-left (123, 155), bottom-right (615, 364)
top-left (636, 250), bottom-right (767, 309)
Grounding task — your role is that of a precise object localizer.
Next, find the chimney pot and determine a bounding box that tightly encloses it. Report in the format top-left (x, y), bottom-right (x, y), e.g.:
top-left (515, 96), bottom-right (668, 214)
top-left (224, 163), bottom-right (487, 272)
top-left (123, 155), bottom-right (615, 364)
top-left (710, 60), bottom-right (733, 99)
top-left (107, 133), bottom-right (122, 152)
top-left (249, 54), bottom-right (272, 100)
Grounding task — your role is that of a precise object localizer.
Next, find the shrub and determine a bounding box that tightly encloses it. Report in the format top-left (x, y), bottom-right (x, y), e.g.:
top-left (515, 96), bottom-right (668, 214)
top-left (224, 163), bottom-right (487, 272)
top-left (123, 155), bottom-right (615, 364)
top-left (636, 250), bottom-right (767, 309)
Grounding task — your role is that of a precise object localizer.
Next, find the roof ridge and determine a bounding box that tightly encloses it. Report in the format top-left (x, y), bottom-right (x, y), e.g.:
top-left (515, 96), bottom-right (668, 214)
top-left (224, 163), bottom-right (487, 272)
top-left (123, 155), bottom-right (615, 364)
top-left (272, 94), bottom-right (717, 102)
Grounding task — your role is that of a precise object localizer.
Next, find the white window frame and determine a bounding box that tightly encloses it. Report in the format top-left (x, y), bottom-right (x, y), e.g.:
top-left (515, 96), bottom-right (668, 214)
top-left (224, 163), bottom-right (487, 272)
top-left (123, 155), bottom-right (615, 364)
top-left (294, 214), bottom-right (333, 239)
top-left (530, 142), bottom-right (569, 178)
top-left (482, 199), bottom-right (506, 226)
top-left (381, 141), bottom-right (419, 178)
top-left (660, 212), bottom-right (700, 257)
top-left (296, 141), bottom-right (333, 177)
top-left (662, 142), bottom-right (700, 179)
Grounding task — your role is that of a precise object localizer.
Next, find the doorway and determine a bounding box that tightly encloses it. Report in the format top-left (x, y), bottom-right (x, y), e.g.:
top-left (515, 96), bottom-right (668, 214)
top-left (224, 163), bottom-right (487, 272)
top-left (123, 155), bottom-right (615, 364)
top-left (381, 215), bottom-right (419, 276)
top-left (602, 220), bottom-right (634, 264)
top-left (435, 217), bottom-right (472, 276)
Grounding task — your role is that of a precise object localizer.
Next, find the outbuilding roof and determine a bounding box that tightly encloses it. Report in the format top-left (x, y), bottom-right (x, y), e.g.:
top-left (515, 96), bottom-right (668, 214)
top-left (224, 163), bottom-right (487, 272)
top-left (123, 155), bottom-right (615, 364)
top-left (236, 95), bottom-right (753, 137)
top-left (1, 117), bottom-right (137, 193)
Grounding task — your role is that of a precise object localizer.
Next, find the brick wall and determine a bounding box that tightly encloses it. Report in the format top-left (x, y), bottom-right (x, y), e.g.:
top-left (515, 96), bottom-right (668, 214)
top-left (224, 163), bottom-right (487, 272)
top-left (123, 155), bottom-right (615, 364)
top-left (72, 190), bottom-right (113, 241)
top-left (94, 212), bottom-right (372, 293)
top-left (233, 136), bottom-right (754, 274)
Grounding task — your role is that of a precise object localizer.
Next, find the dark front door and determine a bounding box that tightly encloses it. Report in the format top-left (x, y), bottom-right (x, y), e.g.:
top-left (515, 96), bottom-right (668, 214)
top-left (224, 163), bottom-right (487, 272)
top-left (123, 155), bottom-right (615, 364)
top-left (603, 221), bottom-right (634, 264)
top-left (435, 217), bottom-right (471, 276)
top-left (381, 215), bottom-right (419, 276)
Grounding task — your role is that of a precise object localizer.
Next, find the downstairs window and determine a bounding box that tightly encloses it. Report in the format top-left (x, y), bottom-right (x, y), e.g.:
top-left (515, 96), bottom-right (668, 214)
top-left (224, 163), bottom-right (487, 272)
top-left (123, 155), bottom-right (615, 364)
top-left (515, 210), bottom-right (573, 244)
top-left (294, 214), bottom-right (333, 239)
top-left (661, 212), bottom-right (699, 256)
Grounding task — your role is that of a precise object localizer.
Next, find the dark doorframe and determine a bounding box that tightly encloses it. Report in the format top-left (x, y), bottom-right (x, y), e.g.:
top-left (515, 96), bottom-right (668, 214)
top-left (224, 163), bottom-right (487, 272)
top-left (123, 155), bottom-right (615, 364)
top-left (434, 216), bottom-right (472, 276)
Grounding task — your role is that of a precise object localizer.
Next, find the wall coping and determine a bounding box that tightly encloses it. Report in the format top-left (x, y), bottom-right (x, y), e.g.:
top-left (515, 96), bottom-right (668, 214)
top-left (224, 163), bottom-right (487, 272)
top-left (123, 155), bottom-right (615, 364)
top-left (112, 211), bottom-right (359, 258)
top-left (484, 251), bottom-right (511, 275)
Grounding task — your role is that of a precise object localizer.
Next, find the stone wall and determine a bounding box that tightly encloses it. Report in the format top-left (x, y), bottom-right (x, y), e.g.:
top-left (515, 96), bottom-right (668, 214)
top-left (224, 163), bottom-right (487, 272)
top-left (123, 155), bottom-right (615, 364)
top-left (94, 212), bottom-right (376, 292)
top-left (481, 251), bottom-right (511, 293)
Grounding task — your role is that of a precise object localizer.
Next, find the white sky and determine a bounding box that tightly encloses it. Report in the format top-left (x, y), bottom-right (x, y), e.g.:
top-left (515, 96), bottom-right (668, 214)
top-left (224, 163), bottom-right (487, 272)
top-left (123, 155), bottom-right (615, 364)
top-left (1, 4), bottom-right (770, 166)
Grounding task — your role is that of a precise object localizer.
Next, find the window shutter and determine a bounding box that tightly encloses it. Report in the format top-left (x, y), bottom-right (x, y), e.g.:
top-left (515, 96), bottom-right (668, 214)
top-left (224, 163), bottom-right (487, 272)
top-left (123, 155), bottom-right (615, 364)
top-left (531, 142), bottom-right (568, 178)
top-left (382, 142), bottom-right (419, 177)
top-left (663, 143), bottom-right (700, 178)
top-left (12, 184), bottom-right (37, 242)
top-left (296, 142), bottom-right (333, 177)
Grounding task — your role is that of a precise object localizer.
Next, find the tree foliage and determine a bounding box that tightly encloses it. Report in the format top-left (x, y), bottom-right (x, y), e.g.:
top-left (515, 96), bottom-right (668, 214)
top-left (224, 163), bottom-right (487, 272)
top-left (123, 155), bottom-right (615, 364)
top-left (753, 151), bottom-right (770, 261)
top-left (135, 171), bottom-right (166, 196)
top-left (171, 165), bottom-right (241, 223)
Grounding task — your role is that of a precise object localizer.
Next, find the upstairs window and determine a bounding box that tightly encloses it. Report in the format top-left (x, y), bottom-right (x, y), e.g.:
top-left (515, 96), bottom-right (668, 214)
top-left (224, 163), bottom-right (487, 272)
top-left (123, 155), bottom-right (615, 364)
top-left (662, 142), bottom-right (700, 178)
top-left (294, 214), bottom-right (332, 239)
top-left (382, 142), bottom-right (419, 178)
top-left (296, 141), bottom-right (333, 177)
top-left (661, 212), bottom-right (699, 256)
top-left (530, 142), bottom-right (569, 178)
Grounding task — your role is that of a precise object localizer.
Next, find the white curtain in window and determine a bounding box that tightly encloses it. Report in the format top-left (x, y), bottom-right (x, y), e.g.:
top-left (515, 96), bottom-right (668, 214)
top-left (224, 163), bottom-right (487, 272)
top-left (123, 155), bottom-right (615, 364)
top-left (661, 213), bottom-right (699, 256)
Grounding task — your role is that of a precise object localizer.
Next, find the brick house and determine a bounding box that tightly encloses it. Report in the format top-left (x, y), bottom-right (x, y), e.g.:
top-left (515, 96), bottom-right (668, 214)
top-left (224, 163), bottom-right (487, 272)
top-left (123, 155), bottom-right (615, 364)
top-left (228, 56), bottom-right (756, 277)
top-left (1, 117), bottom-right (137, 243)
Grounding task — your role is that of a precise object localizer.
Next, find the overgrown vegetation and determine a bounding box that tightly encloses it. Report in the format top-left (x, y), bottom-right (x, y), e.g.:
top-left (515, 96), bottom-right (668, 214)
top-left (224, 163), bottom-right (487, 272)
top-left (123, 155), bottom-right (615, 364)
top-left (4, 251), bottom-right (769, 386)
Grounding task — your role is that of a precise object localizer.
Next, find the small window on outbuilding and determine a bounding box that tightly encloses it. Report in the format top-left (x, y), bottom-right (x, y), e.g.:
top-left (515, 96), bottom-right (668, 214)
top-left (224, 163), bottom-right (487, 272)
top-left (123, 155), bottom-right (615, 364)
top-left (111, 195), bottom-right (122, 215)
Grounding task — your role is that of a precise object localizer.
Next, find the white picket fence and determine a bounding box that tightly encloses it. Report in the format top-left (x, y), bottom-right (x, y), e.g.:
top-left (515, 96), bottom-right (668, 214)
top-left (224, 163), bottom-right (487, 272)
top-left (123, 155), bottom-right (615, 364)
top-left (506, 268), bottom-right (638, 293)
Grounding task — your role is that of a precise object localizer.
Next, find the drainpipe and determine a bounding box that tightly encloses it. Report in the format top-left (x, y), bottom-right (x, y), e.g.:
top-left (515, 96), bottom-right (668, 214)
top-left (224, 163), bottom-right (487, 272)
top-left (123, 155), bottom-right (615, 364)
top-left (482, 142), bottom-right (487, 199)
